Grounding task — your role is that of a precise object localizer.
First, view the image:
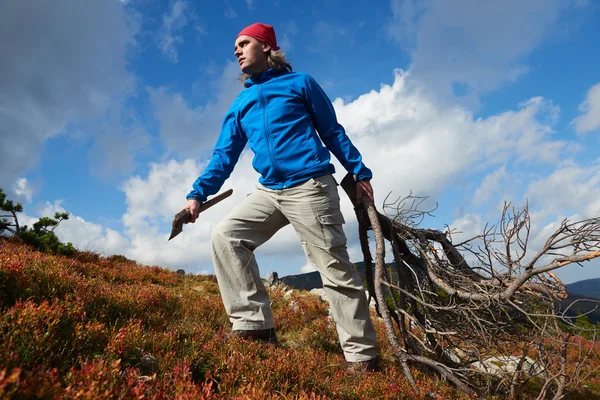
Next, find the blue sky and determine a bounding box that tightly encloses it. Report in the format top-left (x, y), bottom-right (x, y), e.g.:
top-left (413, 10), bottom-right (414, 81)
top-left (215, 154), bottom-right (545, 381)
top-left (2, 0), bottom-right (600, 284)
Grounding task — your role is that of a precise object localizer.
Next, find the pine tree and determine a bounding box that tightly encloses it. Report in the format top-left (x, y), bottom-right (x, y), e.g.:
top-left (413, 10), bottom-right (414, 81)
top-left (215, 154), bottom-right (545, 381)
top-left (0, 188), bottom-right (74, 256)
top-left (0, 188), bottom-right (23, 236)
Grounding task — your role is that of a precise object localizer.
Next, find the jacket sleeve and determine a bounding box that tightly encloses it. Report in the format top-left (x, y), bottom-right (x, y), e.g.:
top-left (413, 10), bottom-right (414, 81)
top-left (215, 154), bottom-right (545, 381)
top-left (186, 109), bottom-right (247, 203)
top-left (300, 74), bottom-right (372, 181)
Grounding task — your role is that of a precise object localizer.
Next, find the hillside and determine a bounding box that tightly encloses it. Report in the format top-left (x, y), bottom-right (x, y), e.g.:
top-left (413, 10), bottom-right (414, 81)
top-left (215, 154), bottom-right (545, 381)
top-left (1, 241), bottom-right (600, 399)
top-left (0, 241), bottom-right (464, 399)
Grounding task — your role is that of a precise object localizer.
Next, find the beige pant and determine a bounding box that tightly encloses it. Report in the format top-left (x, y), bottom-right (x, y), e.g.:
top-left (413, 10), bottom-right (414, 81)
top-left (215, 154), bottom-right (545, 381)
top-left (211, 174), bottom-right (378, 362)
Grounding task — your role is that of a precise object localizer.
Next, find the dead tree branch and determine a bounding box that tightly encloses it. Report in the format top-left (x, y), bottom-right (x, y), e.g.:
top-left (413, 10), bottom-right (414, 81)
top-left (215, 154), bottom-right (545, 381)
top-left (341, 173), bottom-right (600, 399)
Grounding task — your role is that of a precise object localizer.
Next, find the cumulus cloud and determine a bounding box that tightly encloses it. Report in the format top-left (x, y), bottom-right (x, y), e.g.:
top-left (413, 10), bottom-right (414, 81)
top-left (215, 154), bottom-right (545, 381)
top-left (0, 0), bottom-right (138, 191)
top-left (445, 157), bottom-right (600, 284)
top-left (332, 70), bottom-right (573, 205)
top-left (278, 20), bottom-right (299, 51)
top-left (572, 82), bottom-right (600, 134)
top-left (524, 159), bottom-right (600, 219)
top-left (386, 0), bottom-right (583, 104)
top-left (86, 107), bottom-right (152, 182)
top-left (447, 211), bottom-right (600, 285)
top-left (157, 0), bottom-right (193, 63)
top-left (118, 154), bottom-right (309, 273)
top-left (33, 64), bottom-right (594, 280)
top-left (301, 261), bottom-right (317, 274)
top-left (4, 1), bottom-right (597, 287)
top-left (58, 69), bottom-right (579, 277)
top-left (473, 166), bottom-right (509, 207)
top-left (12, 178), bottom-right (33, 204)
top-left (17, 200), bottom-right (130, 257)
top-left (448, 213), bottom-right (485, 242)
top-left (148, 61), bottom-right (243, 157)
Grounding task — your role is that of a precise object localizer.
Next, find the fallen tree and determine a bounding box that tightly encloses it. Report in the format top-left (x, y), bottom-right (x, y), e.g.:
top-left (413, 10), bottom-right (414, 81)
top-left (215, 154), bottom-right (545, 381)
top-left (341, 173), bottom-right (600, 399)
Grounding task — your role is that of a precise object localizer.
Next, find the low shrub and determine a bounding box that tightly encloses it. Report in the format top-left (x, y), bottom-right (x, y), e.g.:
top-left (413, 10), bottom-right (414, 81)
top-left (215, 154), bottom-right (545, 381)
top-left (1, 241), bottom-right (598, 399)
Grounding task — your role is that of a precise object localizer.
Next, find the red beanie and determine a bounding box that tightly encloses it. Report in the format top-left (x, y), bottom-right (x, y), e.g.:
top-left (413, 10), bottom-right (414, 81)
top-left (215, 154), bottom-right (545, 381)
top-left (237, 23), bottom-right (280, 51)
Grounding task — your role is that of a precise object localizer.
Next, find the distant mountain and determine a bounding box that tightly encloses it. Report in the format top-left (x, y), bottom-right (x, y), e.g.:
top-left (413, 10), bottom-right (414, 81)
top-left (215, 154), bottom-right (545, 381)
top-left (558, 292), bottom-right (600, 324)
top-left (280, 267), bottom-right (600, 323)
top-left (279, 270), bottom-right (322, 291)
top-left (279, 262), bottom-right (369, 291)
top-left (566, 278), bottom-right (600, 299)
top-left (561, 278), bottom-right (600, 324)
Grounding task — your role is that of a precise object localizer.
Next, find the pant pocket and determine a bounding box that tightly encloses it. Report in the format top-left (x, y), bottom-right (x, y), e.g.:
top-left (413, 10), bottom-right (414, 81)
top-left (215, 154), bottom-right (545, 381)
top-left (308, 178), bottom-right (327, 192)
top-left (317, 211), bottom-right (347, 248)
top-left (317, 212), bottom-right (345, 226)
top-left (311, 174), bottom-right (338, 191)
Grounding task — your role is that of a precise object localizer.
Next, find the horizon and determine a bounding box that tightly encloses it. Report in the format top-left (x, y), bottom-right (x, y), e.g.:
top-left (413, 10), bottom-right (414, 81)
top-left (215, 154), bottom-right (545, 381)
top-left (1, 0), bottom-right (600, 285)
top-left (277, 263), bottom-right (600, 287)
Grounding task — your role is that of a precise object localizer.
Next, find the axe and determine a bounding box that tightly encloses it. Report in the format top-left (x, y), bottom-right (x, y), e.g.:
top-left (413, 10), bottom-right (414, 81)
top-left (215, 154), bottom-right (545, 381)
top-left (168, 189), bottom-right (233, 241)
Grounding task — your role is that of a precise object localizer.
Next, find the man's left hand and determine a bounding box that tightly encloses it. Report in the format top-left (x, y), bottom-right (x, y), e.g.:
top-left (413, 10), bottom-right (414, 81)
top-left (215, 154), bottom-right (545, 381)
top-left (356, 180), bottom-right (374, 205)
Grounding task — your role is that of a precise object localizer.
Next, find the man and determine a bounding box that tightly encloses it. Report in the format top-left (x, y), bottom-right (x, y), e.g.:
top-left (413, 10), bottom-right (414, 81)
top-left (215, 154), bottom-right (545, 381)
top-left (181, 23), bottom-right (379, 372)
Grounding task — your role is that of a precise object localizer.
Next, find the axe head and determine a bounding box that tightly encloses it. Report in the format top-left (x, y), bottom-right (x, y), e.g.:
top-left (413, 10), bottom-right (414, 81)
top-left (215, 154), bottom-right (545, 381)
top-left (169, 209), bottom-right (192, 241)
top-left (168, 189), bottom-right (233, 241)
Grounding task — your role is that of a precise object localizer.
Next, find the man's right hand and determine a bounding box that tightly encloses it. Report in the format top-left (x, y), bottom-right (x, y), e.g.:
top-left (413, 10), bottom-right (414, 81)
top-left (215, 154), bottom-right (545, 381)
top-left (182, 199), bottom-right (201, 223)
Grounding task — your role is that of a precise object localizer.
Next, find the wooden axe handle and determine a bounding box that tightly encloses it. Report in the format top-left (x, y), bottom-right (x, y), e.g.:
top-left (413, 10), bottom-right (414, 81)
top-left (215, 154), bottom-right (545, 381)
top-left (169, 189), bottom-right (234, 241)
top-left (197, 188), bottom-right (233, 213)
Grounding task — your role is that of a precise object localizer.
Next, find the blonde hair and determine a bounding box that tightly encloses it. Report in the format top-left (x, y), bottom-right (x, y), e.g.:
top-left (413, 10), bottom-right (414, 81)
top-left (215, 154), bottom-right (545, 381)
top-left (239, 48), bottom-right (292, 85)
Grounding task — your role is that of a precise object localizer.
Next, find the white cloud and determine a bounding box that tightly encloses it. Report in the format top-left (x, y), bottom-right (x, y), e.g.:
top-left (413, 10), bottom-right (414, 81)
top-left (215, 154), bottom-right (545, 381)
top-left (117, 154), bottom-right (308, 273)
top-left (157, 0), bottom-right (192, 63)
top-left (524, 159), bottom-right (600, 219)
top-left (4, 1), bottom-right (597, 287)
top-left (386, 0), bottom-right (583, 104)
top-left (86, 107), bottom-right (151, 182)
top-left (572, 82), bottom-right (600, 134)
top-left (40, 69), bottom-right (596, 281)
top-left (332, 70), bottom-right (573, 205)
top-left (278, 20), bottom-right (299, 51)
top-left (445, 157), bottom-right (600, 284)
top-left (12, 178), bottom-right (33, 203)
top-left (310, 21), bottom-right (348, 52)
top-left (301, 261), bottom-right (317, 273)
top-left (224, 6), bottom-right (237, 19)
top-left (448, 213), bottom-right (485, 243)
top-left (473, 166), bottom-right (509, 206)
top-left (196, 24), bottom-right (206, 37)
top-left (0, 0), bottom-right (138, 190)
top-left (18, 200), bottom-right (131, 257)
top-left (115, 71), bottom-right (578, 276)
top-left (148, 61), bottom-right (243, 157)
top-left (526, 207), bottom-right (600, 285)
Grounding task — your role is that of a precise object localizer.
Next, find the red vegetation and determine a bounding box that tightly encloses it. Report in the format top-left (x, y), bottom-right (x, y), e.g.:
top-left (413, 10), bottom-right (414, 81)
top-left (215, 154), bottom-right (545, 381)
top-left (1, 241), bottom-right (599, 399)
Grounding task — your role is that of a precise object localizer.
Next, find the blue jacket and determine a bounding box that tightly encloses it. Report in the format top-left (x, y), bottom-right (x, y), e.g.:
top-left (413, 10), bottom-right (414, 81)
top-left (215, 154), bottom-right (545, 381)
top-left (187, 68), bottom-right (372, 203)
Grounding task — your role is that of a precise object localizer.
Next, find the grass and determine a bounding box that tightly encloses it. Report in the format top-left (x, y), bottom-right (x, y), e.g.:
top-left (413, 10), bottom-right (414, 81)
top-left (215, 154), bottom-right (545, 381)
top-left (1, 240), bottom-right (599, 399)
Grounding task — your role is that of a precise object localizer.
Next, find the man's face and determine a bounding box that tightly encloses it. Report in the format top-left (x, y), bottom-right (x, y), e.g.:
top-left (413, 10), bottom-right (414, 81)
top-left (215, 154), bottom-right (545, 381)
top-left (234, 35), bottom-right (270, 75)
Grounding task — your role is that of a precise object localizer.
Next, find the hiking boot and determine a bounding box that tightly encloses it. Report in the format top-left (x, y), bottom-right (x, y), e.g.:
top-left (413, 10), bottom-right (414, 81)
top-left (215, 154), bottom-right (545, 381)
top-left (230, 328), bottom-right (279, 345)
top-left (346, 357), bottom-right (381, 375)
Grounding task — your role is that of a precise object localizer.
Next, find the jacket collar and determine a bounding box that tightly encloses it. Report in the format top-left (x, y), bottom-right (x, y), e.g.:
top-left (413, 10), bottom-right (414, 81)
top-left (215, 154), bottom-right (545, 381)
top-left (244, 68), bottom-right (287, 88)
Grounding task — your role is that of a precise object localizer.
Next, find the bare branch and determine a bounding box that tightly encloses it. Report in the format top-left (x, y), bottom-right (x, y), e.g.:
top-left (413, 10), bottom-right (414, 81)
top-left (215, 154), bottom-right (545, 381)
top-left (339, 173), bottom-right (600, 399)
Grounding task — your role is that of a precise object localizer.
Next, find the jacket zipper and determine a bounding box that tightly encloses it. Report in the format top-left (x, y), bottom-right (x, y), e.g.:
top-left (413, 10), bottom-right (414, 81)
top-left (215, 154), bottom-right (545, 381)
top-left (258, 85), bottom-right (285, 185)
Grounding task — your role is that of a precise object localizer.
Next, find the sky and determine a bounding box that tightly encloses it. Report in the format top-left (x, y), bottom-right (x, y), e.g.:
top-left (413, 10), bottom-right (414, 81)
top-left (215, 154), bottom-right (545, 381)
top-left (1, 0), bottom-right (600, 284)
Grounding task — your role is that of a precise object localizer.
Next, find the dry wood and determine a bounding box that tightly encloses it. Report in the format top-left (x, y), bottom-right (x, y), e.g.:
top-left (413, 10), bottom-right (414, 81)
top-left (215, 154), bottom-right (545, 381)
top-left (341, 173), bottom-right (600, 399)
